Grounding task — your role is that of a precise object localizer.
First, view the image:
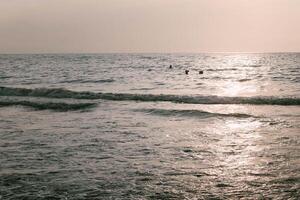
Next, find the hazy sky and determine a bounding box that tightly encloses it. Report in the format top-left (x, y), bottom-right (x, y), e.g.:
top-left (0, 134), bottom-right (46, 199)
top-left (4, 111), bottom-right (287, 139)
top-left (0, 0), bottom-right (300, 53)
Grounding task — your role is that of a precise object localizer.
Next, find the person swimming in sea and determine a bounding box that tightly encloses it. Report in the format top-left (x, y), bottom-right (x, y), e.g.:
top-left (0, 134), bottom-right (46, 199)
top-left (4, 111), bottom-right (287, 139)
top-left (169, 65), bottom-right (173, 69)
top-left (185, 69), bottom-right (189, 75)
top-left (199, 70), bottom-right (203, 74)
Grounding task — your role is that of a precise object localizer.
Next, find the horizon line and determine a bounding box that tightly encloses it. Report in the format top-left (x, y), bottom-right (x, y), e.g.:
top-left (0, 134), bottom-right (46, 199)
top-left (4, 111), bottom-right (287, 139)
top-left (1, 51), bottom-right (300, 55)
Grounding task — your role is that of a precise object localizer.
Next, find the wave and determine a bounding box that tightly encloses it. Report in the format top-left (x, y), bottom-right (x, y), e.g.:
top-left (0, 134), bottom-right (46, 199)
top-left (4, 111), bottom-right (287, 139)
top-left (0, 86), bottom-right (299, 106)
top-left (134, 108), bottom-right (255, 118)
top-left (206, 68), bottom-right (238, 72)
top-left (0, 76), bottom-right (11, 79)
top-left (81, 79), bottom-right (115, 83)
top-left (248, 64), bottom-right (262, 68)
top-left (238, 78), bottom-right (252, 82)
top-left (139, 56), bottom-right (155, 60)
top-left (60, 79), bottom-right (114, 84)
top-left (0, 99), bottom-right (96, 111)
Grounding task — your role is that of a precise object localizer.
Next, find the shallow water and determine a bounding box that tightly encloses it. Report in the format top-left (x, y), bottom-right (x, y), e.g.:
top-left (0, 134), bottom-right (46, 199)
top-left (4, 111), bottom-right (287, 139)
top-left (0, 53), bottom-right (299, 199)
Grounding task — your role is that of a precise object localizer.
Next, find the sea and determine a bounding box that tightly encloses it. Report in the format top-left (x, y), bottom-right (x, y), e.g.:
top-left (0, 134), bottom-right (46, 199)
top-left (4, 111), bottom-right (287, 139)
top-left (0, 53), bottom-right (299, 199)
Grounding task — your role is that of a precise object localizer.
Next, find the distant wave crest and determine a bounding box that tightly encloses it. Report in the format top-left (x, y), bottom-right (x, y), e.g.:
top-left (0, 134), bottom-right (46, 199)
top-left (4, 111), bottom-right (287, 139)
top-left (0, 86), bottom-right (299, 106)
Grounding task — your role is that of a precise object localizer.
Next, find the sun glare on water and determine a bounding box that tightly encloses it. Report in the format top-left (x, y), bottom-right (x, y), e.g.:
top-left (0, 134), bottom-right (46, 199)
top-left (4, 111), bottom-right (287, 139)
top-left (220, 55), bottom-right (261, 96)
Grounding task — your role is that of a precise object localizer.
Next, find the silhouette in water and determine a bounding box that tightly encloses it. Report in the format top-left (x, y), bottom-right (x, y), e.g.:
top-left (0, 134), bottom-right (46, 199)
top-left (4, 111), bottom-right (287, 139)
top-left (169, 65), bottom-right (173, 69)
top-left (199, 70), bottom-right (203, 74)
top-left (185, 70), bottom-right (189, 75)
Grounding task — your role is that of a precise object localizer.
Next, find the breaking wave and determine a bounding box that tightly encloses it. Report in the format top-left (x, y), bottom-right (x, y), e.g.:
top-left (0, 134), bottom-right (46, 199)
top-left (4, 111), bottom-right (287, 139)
top-left (0, 86), bottom-right (299, 106)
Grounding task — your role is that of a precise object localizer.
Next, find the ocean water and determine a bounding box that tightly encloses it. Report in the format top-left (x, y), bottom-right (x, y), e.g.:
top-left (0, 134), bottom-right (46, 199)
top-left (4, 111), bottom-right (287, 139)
top-left (0, 53), bottom-right (299, 199)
